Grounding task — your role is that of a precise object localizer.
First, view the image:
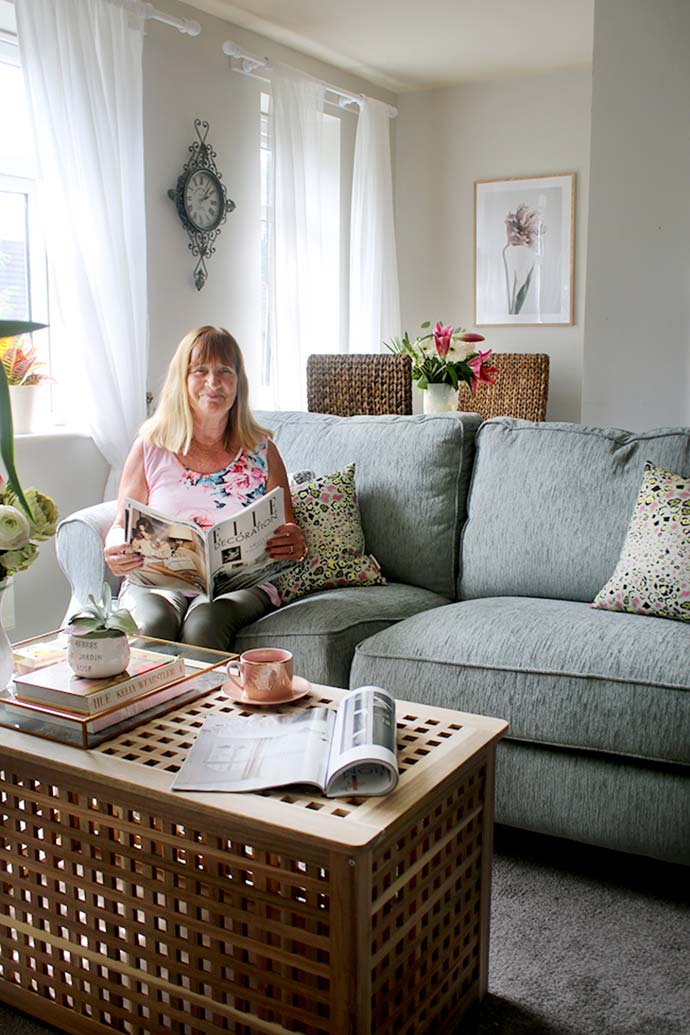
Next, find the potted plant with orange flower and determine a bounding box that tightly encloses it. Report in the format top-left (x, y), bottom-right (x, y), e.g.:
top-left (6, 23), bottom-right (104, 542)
top-left (0, 331), bottom-right (53, 434)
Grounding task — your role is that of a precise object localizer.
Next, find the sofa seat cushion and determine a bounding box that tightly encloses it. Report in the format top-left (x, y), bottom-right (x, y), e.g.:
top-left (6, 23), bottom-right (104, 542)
top-left (350, 597), bottom-right (690, 765)
top-left (236, 583), bottom-right (449, 690)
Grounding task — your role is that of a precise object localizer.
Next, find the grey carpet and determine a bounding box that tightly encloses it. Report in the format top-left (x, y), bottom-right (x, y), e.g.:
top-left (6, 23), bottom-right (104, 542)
top-left (0, 826), bottom-right (688, 1035)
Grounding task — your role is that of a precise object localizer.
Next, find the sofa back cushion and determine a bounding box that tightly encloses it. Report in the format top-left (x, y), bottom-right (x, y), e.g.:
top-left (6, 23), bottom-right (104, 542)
top-left (256, 411), bottom-right (481, 598)
top-left (459, 418), bottom-right (690, 602)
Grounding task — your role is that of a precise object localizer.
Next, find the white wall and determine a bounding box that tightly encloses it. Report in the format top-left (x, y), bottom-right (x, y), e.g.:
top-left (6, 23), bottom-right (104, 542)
top-left (394, 68), bottom-right (592, 422)
top-left (582, 0), bottom-right (690, 430)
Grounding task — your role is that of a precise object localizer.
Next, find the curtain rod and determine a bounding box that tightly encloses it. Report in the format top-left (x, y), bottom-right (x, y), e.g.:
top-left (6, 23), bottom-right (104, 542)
top-left (142, 3), bottom-right (200, 36)
top-left (222, 39), bottom-right (397, 118)
top-left (4, 0), bottom-right (201, 37)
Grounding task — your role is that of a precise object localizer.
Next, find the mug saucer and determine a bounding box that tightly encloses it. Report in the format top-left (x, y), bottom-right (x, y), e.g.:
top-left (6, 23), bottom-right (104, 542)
top-left (222, 675), bottom-right (312, 707)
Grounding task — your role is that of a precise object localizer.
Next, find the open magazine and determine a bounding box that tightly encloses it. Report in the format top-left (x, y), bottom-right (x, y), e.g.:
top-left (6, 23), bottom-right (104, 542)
top-left (171, 685), bottom-right (399, 797)
top-left (124, 487), bottom-right (292, 597)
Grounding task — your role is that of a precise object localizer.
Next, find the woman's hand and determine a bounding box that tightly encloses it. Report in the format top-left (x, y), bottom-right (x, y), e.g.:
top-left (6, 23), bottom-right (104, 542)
top-left (266, 522), bottom-right (307, 562)
top-left (104, 536), bottom-right (145, 579)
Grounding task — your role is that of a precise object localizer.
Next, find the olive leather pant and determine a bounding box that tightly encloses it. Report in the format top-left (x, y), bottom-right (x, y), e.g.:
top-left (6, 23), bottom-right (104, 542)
top-left (118, 582), bottom-right (274, 652)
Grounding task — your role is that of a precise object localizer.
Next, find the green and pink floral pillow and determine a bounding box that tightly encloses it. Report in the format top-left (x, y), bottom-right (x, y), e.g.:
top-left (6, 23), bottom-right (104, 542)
top-left (273, 464), bottom-right (386, 605)
top-left (591, 461), bottom-right (690, 621)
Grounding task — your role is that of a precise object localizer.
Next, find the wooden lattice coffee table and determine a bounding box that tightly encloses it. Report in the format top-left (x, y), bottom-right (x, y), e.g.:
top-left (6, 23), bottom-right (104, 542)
top-left (0, 682), bottom-right (506, 1035)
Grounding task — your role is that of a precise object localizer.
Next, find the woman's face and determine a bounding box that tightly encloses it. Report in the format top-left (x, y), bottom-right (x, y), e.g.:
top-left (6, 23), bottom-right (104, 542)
top-left (186, 345), bottom-right (238, 422)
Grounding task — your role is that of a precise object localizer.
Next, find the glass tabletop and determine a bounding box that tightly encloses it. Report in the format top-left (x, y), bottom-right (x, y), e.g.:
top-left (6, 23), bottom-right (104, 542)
top-left (0, 630), bottom-right (234, 749)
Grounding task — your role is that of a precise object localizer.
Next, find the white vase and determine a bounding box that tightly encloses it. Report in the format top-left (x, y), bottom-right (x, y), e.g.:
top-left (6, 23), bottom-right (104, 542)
top-left (0, 580), bottom-right (13, 692)
top-left (9, 385), bottom-right (38, 434)
top-left (67, 631), bottom-right (131, 678)
top-left (422, 383), bottom-right (458, 414)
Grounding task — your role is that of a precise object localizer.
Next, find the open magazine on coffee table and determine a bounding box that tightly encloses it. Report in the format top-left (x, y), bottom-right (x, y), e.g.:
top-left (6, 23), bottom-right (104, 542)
top-left (124, 487), bottom-right (292, 597)
top-left (171, 685), bottom-right (399, 797)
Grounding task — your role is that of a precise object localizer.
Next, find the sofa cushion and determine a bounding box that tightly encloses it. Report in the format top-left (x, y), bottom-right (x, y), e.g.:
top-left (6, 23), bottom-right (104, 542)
top-left (350, 596), bottom-right (690, 766)
top-left (236, 582), bottom-right (448, 689)
top-left (592, 461), bottom-right (690, 622)
top-left (459, 419), bottom-right (690, 602)
top-left (274, 464), bottom-right (386, 604)
top-left (256, 410), bottom-right (481, 599)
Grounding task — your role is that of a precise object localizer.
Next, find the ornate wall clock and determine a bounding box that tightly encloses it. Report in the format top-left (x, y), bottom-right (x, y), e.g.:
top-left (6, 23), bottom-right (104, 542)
top-left (168, 119), bottom-right (236, 290)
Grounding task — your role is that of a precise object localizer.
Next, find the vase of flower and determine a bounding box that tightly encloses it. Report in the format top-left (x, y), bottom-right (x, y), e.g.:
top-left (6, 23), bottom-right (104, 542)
top-left (385, 320), bottom-right (497, 407)
top-left (423, 383), bottom-right (458, 414)
top-left (1, 330), bottom-right (52, 436)
top-left (0, 579), bottom-right (13, 691)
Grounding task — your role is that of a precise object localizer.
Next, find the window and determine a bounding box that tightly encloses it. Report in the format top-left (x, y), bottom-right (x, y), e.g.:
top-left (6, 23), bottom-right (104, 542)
top-left (0, 25), bottom-right (65, 428)
top-left (0, 39), bottom-right (49, 321)
top-left (259, 91), bottom-right (341, 394)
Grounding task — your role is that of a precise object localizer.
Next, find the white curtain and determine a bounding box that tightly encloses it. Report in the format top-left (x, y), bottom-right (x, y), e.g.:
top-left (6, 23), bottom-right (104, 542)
top-left (269, 64), bottom-right (327, 410)
top-left (16, 0), bottom-right (148, 495)
top-left (348, 97), bottom-right (401, 353)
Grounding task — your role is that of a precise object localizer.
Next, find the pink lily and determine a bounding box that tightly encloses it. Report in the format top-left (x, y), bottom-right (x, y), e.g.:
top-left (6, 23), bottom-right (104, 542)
top-left (467, 349), bottom-right (498, 395)
top-left (433, 322), bottom-right (453, 359)
top-left (456, 332), bottom-right (485, 344)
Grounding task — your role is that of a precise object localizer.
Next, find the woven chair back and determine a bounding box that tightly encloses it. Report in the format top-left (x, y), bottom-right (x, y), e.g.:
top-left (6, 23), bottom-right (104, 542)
top-left (307, 353), bottom-right (413, 416)
top-left (457, 352), bottom-right (549, 421)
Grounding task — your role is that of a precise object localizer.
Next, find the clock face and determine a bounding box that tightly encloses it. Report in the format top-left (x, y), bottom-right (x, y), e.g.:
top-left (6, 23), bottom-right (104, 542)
top-left (183, 170), bottom-right (224, 232)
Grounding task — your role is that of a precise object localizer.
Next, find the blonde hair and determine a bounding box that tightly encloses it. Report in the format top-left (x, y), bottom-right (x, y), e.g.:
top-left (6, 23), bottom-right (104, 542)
top-left (140, 326), bottom-right (271, 454)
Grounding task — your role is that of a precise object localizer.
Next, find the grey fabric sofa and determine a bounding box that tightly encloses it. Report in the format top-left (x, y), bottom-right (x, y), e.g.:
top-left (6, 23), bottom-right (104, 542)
top-left (55, 412), bottom-right (690, 864)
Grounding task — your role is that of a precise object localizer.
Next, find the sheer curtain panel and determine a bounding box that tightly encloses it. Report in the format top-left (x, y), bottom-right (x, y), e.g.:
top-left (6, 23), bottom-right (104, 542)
top-left (16, 0), bottom-right (149, 494)
top-left (269, 64), bottom-right (328, 410)
top-left (348, 97), bottom-right (401, 354)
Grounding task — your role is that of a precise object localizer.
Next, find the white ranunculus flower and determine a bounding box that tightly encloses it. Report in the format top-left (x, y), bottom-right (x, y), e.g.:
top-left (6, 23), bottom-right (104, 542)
top-left (0, 504), bottom-right (31, 551)
top-left (447, 340), bottom-right (476, 361)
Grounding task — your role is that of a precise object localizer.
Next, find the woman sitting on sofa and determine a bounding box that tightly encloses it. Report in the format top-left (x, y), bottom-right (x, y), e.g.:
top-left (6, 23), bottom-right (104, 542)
top-left (103, 325), bottom-right (306, 650)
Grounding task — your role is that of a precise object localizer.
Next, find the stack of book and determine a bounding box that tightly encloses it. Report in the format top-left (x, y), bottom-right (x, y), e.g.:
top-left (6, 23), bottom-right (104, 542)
top-left (3, 642), bottom-right (230, 748)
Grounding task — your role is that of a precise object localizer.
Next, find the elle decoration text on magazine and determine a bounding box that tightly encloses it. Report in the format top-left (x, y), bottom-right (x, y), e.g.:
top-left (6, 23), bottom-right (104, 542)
top-left (171, 685), bottom-right (399, 798)
top-left (124, 487), bottom-right (292, 597)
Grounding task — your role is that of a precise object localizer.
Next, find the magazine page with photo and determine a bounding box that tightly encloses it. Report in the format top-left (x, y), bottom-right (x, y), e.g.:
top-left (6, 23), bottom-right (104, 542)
top-left (171, 685), bottom-right (399, 797)
top-left (124, 487), bottom-right (291, 597)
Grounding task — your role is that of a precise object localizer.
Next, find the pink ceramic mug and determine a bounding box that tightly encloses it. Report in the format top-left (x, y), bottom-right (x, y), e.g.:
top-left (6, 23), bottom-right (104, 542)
top-left (226, 648), bottom-right (294, 701)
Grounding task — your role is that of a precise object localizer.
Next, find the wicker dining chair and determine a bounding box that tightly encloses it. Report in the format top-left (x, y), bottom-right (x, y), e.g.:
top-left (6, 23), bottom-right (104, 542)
top-left (307, 353), bottom-right (413, 416)
top-left (457, 352), bottom-right (550, 422)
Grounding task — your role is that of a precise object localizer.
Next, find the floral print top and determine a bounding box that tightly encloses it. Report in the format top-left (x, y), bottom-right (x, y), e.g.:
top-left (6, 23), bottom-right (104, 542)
top-left (143, 438), bottom-right (269, 527)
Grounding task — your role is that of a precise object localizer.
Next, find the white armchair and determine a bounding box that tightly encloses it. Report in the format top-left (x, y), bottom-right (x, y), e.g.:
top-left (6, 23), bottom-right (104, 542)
top-left (56, 501), bottom-right (119, 619)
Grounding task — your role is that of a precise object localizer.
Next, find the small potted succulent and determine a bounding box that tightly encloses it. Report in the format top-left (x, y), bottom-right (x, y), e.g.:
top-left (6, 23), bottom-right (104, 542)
top-left (66, 583), bottom-right (139, 678)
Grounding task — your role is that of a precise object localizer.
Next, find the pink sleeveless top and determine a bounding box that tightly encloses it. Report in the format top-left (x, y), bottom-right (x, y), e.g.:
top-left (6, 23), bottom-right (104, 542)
top-left (142, 438), bottom-right (280, 606)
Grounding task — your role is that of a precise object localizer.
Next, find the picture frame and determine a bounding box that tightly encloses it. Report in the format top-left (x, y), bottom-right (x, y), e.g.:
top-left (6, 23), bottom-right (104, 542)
top-left (474, 172), bottom-right (575, 326)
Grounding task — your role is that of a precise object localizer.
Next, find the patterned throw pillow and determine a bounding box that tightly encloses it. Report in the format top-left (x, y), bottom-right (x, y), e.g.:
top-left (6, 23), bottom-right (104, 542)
top-left (591, 461), bottom-right (690, 621)
top-left (273, 464), bottom-right (386, 605)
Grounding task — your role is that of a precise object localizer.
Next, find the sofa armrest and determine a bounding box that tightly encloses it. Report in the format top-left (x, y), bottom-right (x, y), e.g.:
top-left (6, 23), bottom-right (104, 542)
top-left (56, 500), bottom-right (120, 618)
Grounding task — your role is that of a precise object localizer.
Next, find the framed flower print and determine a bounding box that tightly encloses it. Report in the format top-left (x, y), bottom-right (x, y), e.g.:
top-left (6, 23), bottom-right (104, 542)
top-left (474, 173), bottom-right (575, 326)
